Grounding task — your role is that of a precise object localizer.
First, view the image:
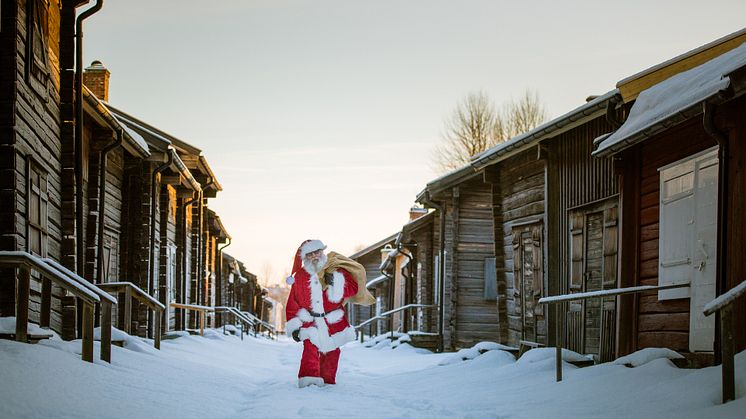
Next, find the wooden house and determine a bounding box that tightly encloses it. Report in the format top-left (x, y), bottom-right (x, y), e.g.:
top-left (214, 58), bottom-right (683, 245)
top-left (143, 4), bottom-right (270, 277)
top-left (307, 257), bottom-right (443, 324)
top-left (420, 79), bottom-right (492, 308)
top-left (103, 101), bottom-right (222, 334)
top-left (348, 233), bottom-right (397, 335)
top-left (205, 208), bottom-right (230, 326)
top-left (469, 90), bottom-right (622, 360)
top-left (416, 164), bottom-right (499, 351)
top-left (1, 0), bottom-right (77, 334)
top-left (399, 209), bottom-right (439, 337)
top-left (593, 30), bottom-right (746, 363)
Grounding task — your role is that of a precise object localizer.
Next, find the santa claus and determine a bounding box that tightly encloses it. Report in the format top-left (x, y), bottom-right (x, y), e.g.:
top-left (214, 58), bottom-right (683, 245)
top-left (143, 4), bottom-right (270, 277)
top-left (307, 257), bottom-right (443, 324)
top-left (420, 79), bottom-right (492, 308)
top-left (285, 239), bottom-right (359, 388)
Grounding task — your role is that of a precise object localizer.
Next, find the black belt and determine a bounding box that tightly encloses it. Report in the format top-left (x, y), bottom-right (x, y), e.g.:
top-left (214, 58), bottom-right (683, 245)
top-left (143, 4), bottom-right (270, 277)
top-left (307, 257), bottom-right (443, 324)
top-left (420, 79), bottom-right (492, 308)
top-left (310, 310), bottom-right (326, 318)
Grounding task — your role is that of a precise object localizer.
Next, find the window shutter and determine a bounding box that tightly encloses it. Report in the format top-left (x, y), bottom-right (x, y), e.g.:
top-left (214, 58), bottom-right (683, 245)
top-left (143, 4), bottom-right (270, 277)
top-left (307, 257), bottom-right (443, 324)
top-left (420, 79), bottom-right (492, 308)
top-left (512, 231), bottom-right (521, 298)
top-left (658, 161), bottom-right (695, 300)
top-left (531, 226), bottom-right (543, 316)
top-left (570, 213), bottom-right (584, 291)
top-left (484, 257), bottom-right (497, 301)
top-left (602, 206), bottom-right (618, 290)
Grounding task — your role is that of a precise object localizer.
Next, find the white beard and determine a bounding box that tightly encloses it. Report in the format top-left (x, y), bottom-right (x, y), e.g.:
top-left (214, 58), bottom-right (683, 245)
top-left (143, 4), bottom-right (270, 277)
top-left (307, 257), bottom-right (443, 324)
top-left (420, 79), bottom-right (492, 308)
top-left (303, 253), bottom-right (327, 274)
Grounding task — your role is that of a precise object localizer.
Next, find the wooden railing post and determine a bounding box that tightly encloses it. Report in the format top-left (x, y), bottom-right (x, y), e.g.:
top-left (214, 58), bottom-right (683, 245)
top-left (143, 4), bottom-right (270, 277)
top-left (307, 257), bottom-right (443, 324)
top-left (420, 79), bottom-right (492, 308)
top-left (200, 310), bottom-right (205, 336)
top-left (82, 301), bottom-right (95, 362)
top-left (154, 309), bottom-right (162, 350)
top-left (556, 304), bottom-right (562, 382)
top-left (720, 305), bottom-right (735, 403)
top-left (101, 301), bottom-right (113, 363)
top-left (124, 287), bottom-right (132, 334)
top-left (40, 277), bottom-right (52, 328)
top-left (16, 266), bottom-right (30, 343)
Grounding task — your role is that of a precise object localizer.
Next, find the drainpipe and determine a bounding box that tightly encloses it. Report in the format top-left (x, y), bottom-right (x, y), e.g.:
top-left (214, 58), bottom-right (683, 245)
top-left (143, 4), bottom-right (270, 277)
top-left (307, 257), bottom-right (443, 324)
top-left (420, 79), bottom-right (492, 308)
top-left (702, 101), bottom-right (729, 364)
top-left (96, 128), bottom-right (122, 284)
top-left (217, 237), bottom-right (232, 324)
top-left (148, 151), bottom-right (173, 337)
top-left (420, 191), bottom-right (446, 352)
top-left (74, 0), bottom-right (104, 275)
top-left (180, 193), bottom-right (198, 330)
top-left (198, 179), bottom-right (215, 306)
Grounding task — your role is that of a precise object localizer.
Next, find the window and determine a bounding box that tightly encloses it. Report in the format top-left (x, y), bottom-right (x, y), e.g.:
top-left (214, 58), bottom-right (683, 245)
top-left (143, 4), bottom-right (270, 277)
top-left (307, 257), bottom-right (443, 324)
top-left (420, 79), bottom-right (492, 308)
top-left (167, 244), bottom-right (177, 303)
top-left (483, 257), bottom-right (497, 301)
top-left (512, 222), bottom-right (543, 343)
top-left (26, 158), bottom-right (49, 257)
top-left (25, 0), bottom-right (50, 97)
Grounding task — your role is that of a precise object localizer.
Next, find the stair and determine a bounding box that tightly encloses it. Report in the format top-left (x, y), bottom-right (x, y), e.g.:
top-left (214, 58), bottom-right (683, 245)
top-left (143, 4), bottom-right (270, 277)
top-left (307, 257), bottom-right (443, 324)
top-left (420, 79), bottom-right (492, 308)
top-left (408, 333), bottom-right (439, 351)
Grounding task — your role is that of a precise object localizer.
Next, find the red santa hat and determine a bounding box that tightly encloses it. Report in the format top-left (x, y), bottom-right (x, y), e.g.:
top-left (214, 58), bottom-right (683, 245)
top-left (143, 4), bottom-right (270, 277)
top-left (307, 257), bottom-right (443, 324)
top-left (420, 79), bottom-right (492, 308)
top-left (286, 239), bottom-right (327, 285)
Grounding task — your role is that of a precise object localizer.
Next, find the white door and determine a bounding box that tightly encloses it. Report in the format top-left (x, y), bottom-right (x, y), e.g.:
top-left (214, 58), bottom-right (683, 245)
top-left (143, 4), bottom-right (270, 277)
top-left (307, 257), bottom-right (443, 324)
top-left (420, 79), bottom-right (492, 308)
top-left (658, 147), bottom-right (718, 352)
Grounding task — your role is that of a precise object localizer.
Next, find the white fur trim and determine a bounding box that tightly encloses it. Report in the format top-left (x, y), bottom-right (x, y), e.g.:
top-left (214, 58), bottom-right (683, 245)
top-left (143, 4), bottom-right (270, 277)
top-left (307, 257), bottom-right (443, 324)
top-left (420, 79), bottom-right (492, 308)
top-left (299, 324), bottom-right (356, 353)
top-left (296, 308), bottom-right (313, 323)
top-left (325, 308), bottom-right (345, 324)
top-left (331, 326), bottom-right (357, 347)
top-left (326, 271), bottom-right (346, 303)
top-left (298, 376), bottom-right (325, 388)
top-left (285, 275), bottom-right (295, 285)
top-left (285, 317), bottom-right (303, 336)
top-left (308, 274), bottom-right (325, 316)
top-left (300, 240), bottom-right (326, 258)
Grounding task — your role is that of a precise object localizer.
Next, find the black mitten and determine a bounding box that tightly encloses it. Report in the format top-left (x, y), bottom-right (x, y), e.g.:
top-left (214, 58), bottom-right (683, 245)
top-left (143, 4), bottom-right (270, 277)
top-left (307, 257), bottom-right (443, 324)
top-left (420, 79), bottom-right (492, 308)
top-left (292, 329), bottom-right (301, 342)
top-left (324, 272), bottom-right (334, 286)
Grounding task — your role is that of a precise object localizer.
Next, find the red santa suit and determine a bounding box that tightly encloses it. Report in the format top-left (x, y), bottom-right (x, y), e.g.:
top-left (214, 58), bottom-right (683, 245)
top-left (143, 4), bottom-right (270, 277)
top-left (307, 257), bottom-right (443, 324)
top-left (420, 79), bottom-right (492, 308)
top-left (285, 240), bottom-right (358, 387)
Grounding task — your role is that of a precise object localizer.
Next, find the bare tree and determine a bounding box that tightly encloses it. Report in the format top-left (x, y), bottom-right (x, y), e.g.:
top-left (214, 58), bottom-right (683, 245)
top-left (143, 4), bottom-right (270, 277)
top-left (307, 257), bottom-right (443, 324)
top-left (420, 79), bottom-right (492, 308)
top-left (433, 89), bottom-right (548, 173)
top-left (259, 261), bottom-right (274, 287)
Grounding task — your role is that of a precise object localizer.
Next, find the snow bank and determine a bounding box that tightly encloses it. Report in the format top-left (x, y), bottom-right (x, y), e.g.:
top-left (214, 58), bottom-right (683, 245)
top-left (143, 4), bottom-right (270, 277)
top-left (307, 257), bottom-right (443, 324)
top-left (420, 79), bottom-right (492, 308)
top-left (516, 347), bottom-right (592, 364)
top-left (0, 317), bottom-right (56, 339)
top-left (613, 347), bottom-right (684, 367)
top-left (438, 341), bottom-right (517, 366)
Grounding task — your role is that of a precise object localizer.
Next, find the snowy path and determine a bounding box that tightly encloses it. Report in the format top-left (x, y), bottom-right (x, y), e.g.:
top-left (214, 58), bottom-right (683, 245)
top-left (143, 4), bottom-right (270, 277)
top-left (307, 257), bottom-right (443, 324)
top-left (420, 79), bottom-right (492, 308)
top-left (1, 329), bottom-right (745, 418)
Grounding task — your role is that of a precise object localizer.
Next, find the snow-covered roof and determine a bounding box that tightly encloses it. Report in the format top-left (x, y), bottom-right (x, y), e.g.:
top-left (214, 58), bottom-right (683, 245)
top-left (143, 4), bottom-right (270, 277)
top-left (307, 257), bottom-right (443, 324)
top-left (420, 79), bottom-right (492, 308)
top-left (471, 89), bottom-right (619, 170)
top-left (594, 42), bottom-right (746, 156)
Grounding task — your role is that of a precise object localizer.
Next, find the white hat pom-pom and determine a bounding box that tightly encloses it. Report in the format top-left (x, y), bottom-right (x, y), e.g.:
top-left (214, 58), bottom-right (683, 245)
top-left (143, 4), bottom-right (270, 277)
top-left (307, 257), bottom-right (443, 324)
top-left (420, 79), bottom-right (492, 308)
top-left (286, 275), bottom-right (295, 285)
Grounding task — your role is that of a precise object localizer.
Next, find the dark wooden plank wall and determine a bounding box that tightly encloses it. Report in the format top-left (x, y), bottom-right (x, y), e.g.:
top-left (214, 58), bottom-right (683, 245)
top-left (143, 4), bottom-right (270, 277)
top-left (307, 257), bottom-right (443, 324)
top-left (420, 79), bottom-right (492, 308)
top-left (495, 151), bottom-right (546, 348)
top-left (0, 1), bottom-right (67, 333)
top-left (636, 118), bottom-right (716, 351)
top-left (722, 94), bottom-right (746, 352)
top-left (454, 177), bottom-right (498, 348)
top-left (549, 116), bottom-right (619, 357)
top-left (158, 184), bottom-right (177, 331)
top-left (409, 220), bottom-right (436, 332)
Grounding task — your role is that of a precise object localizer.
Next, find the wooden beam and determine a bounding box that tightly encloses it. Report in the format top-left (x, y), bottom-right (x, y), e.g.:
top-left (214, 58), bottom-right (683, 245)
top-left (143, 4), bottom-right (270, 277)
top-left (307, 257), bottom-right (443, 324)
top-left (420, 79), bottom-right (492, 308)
top-left (16, 266), bottom-right (30, 343)
top-left (161, 174), bottom-right (183, 185)
top-left (40, 278), bottom-right (52, 328)
top-left (101, 301), bottom-right (112, 363)
top-left (721, 305), bottom-right (735, 403)
top-left (82, 302), bottom-right (95, 362)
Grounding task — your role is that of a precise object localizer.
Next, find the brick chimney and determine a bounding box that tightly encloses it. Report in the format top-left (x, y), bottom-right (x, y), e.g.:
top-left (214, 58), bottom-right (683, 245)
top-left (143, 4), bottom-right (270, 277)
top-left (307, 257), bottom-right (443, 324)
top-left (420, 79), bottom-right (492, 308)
top-left (83, 60), bottom-right (110, 101)
top-left (409, 206), bottom-right (428, 221)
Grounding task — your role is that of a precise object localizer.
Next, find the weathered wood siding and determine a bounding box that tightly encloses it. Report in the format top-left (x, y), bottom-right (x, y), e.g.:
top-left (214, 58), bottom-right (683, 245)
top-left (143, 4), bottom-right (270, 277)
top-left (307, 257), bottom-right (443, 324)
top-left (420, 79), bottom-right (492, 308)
top-left (547, 116), bottom-right (619, 360)
top-left (0, 0), bottom-right (67, 333)
top-left (633, 118), bottom-right (715, 351)
top-left (407, 219), bottom-right (437, 333)
top-left (453, 177), bottom-right (498, 348)
top-left (157, 184), bottom-right (177, 331)
top-left (492, 151), bottom-right (547, 348)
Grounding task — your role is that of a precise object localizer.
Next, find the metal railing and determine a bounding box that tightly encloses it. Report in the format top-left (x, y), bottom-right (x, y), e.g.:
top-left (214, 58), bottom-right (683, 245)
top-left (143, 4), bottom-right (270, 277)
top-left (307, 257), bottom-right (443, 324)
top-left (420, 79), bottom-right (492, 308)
top-left (214, 306), bottom-right (256, 340)
top-left (240, 310), bottom-right (275, 339)
top-left (538, 282), bottom-right (690, 382)
top-left (170, 303), bottom-right (213, 336)
top-left (355, 303), bottom-right (436, 342)
top-left (98, 282), bottom-right (165, 350)
top-left (703, 280), bottom-right (746, 404)
top-left (0, 251), bottom-right (111, 363)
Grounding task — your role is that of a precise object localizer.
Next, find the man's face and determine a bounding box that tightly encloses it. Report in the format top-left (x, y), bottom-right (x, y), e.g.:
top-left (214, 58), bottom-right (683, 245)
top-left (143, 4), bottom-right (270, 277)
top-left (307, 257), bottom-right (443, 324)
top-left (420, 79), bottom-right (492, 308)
top-left (305, 249), bottom-right (324, 265)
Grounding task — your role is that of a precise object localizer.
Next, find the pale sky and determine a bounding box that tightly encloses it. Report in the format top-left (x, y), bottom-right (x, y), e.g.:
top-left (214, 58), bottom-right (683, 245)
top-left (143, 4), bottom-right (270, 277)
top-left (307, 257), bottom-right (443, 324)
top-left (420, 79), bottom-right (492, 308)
top-left (85, 0), bottom-right (746, 284)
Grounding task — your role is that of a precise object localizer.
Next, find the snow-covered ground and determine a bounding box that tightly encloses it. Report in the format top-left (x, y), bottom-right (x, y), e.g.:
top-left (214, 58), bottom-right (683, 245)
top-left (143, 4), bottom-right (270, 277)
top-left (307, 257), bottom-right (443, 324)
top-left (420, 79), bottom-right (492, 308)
top-left (1, 325), bottom-right (745, 418)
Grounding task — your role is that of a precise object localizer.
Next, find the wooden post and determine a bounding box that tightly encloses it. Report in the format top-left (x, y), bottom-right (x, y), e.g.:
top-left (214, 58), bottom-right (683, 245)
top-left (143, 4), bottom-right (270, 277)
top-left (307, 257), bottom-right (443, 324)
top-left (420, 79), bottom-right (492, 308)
top-left (154, 309), bottom-right (162, 350)
top-left (555, 304), bottom-right (562, 382)
top-left (101, 301), bottom-right (112, 363)
top-left (124, 287), bottom-right (132, 334)
top-left (40, 278), bottom-right (52, 328)
top-left (16, 266), bottom-right (31, 343)
top-left (720, 305), bottom-right (735, 403)
top-left (82, 302), bottom-right (94, 362)
top-left (200, 310), bottom-right (205, 336)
